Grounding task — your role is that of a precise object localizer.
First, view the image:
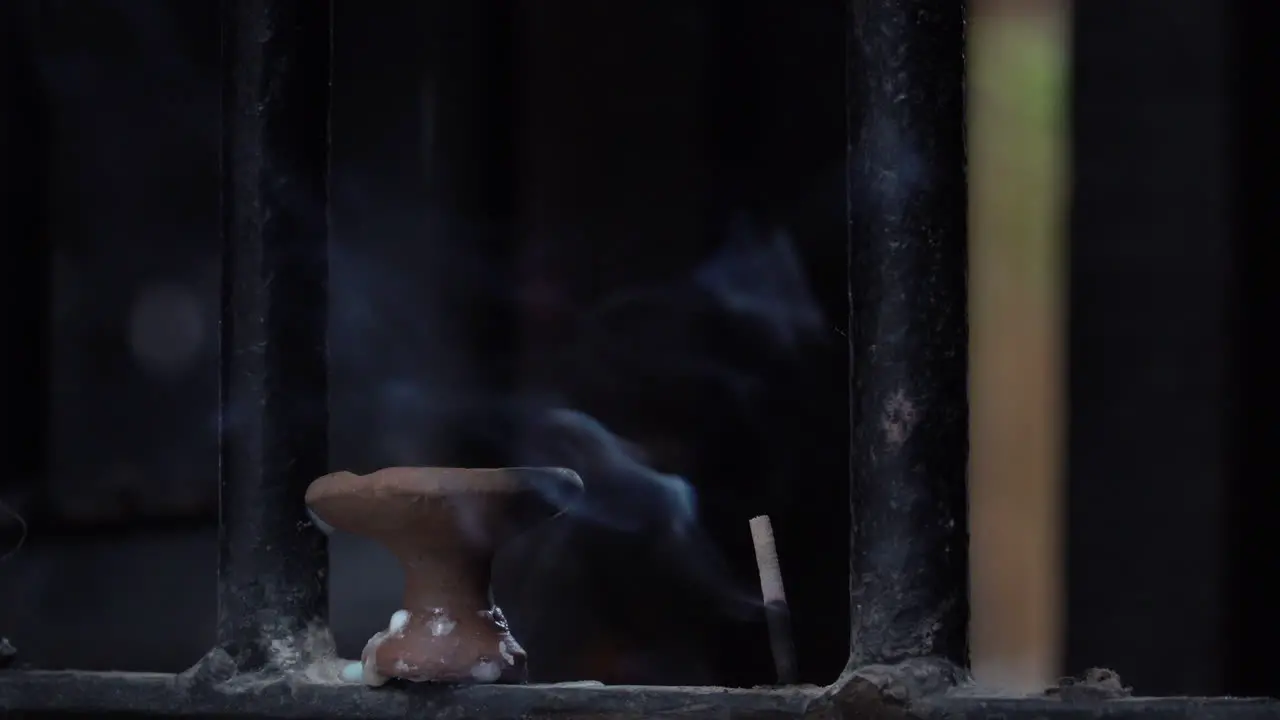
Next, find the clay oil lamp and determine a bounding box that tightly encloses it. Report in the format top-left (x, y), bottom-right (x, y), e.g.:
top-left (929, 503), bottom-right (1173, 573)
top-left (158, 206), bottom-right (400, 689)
top-left (305, 466), bottom-right (583, 686)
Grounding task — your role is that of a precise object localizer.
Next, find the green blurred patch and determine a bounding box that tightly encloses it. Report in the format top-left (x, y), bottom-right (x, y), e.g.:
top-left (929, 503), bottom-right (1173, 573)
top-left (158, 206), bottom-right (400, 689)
top-left (970, 14), bottom-right (1068, 297)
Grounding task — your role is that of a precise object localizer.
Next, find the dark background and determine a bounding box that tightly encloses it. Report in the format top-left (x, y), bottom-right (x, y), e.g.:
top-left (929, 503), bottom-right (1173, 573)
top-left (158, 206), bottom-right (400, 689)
top-left (1067, 0), bottom-right (1279, 699)
top-left (0, 0), bottom-right (849, 688)
top-left (1, 0), bottom-right (1277, 698)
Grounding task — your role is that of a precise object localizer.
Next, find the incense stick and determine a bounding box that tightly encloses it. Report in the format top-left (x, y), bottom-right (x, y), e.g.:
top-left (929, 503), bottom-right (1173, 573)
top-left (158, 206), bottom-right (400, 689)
top-left (749, 514), bottom-right (797, 685)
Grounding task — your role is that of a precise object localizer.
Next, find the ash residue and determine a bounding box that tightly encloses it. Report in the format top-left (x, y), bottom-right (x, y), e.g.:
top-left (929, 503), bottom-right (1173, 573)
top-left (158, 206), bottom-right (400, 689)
top-left (1045, 668), bottom-right (1131, 701)
top-left (263, 619), bottom-right (338, 673)
top-left (193, 621), bottom-right (352, 693)
top-left (838, 657), bottom-right (969, 705)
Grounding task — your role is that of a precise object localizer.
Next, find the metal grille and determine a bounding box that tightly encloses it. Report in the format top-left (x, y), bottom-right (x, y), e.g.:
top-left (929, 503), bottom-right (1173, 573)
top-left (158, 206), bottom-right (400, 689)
top-left (0, 0), bottom-right (1275, 718)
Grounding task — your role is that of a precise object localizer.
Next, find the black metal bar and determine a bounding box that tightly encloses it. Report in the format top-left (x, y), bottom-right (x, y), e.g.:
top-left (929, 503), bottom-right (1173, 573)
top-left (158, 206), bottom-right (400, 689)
top-left (0, 0), bottom-right (51, 516)
top-left (3, 670), bottom-right (1280, 720)
top-left (845, 0), bottom-right (970, 668)
top-left (218, 0), bottom-right (333, 672)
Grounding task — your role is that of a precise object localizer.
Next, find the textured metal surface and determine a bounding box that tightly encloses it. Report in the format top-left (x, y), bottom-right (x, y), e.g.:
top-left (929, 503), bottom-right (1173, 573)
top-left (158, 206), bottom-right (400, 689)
top-left (3, 669), bottom-right (1280, 720)
top-left (218, 0), bottom-right (333, 672)
top-left (0, 671), bottom-right (814, 720)
top-left (845, 0), bottom-right (971, 668)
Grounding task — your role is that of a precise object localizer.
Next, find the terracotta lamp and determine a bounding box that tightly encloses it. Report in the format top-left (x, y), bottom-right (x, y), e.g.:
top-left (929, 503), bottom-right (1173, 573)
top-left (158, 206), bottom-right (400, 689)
top-left (305, 466), bottom-right (583, 686)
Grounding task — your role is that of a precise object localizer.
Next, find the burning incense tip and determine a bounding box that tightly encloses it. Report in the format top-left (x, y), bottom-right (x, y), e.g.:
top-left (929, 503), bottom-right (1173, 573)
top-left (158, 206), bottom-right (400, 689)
top-left (749, 514), bottom-right (797, 685)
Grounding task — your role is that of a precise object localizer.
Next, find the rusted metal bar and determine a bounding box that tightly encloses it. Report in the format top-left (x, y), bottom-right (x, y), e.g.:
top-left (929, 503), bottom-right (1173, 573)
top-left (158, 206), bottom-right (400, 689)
top-left (846, 0), bottom-right (970, 668)
top-left (217, 0), bottom-right (333, 672)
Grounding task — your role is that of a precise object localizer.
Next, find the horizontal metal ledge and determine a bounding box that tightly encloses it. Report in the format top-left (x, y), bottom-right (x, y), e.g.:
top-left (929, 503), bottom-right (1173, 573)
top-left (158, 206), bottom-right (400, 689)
top-left (921, 697), bottom-right (1280, 720)
top-left (2, 670), bottom-right (1279, 720)
top-left (0, 670), bottom-right (806, 720)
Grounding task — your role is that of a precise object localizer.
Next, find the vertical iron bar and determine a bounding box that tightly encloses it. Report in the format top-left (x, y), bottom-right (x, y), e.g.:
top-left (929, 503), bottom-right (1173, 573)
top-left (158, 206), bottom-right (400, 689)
top-left (846, 0), bottom-right (970, 667)
top-left (218, 0), bottom-right (333, 672)
top-left (0, 1), bottom-right (51, 514)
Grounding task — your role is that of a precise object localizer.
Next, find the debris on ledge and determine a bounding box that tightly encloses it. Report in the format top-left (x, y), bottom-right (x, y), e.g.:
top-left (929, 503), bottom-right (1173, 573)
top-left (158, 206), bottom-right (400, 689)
top-left (1045, 668), bottom-right (1132, 701)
